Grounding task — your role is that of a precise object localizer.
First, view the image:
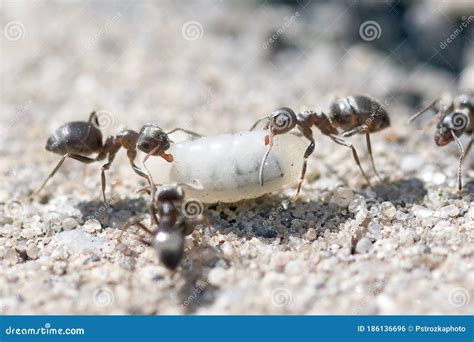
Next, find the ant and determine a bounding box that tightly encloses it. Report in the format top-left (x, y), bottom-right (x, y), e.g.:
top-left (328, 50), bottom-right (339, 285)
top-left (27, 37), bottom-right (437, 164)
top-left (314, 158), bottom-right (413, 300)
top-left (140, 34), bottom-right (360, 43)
top-left (252, 95), bottom-right (390, 198)
top-left (409, 94), bottom-right (473, 191)
top-left (34, 111), bottom-right (200, 202)
top-left (119, 185), bottom-right (206, 270)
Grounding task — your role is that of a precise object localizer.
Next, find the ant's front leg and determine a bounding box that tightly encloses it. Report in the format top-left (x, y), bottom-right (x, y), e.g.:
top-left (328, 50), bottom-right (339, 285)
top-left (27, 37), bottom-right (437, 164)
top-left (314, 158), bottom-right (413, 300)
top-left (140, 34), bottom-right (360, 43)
top-left (408, 98), bottom-right (440, 123)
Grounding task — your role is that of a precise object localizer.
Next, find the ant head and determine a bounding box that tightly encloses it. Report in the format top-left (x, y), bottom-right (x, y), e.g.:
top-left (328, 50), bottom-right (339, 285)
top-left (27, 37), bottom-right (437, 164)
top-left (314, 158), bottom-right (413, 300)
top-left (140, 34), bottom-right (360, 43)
top-left (267, 107), bottom-right (297, 135)
top-left (434, 111), bottom-right (469, 146)
top-left (157, 186), bottom-right (184, 203)
top-left (137, 124), bottom-right (171, 155)
top-left (152, 231), bottom-right (184, 270)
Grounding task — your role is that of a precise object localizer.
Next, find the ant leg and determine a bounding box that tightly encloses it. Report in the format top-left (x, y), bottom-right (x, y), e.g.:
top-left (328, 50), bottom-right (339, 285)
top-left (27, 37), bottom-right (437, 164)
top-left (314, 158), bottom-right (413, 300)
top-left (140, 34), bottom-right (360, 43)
top-left (330, 135), bottom-right (372, 188)
top-left (34, 153), bottom-right (97, 197)
top-left (150, 201), bottom-right (160, 227)
top-left (100, 150), bottom-right (120, 204)
top-left (125, 149), bottom-right (149, 180)
top-left (166, 128), bottom-right (202, 138)
top-left (292, 126), bottom-right (315, 200)
top-left (408, 98), bottom-right (439, 123)
top-left (117, 217), bottom-right (153, 257)
top-left (365, 132), bottom-right (384, 182)
top-left (341, 126), bottom-right (367, 138)
top-left (450, 130), bottom-right (465, 192)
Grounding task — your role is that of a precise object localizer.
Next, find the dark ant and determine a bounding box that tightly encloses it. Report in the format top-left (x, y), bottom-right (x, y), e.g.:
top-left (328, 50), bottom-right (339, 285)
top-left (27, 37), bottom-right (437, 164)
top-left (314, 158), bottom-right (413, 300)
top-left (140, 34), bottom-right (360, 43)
top-left (34, 111), bottom-right (200, 202)
top-left (409, 94), bottom-right (473, 191)
top-left (252, 95), bottom-right (390, 198)
top-left (119, 185), bottom-right (206, 270)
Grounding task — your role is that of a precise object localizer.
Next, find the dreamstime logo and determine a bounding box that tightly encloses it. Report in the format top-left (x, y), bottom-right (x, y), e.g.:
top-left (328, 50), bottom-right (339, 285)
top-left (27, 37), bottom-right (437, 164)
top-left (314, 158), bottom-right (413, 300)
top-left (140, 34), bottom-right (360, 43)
top-left (262, 11), bottom-right (300, 49)
top-left (440, 16), bottom-right (474, 50)
top-left (271, 108), bottom-right (295, 131)
top-left (182, 281), bottom-right (209, 309)
top-left (4, 21), bottom-right (26, 41)
top-left (93, 287), bottom-right (115, 307)
top-left (3, 200), bottom-right (25, 219)
top-left (359, 21), bottom-right (381, 41)
top-left (446, 112), bottom-right (469, 131)
top-left (86, 192), bottom-right (120, 220)
top-left (92, 110), bottom-right (115, 130)
top-left (181, 21), bottom-right (204, 41)
top-left (448, 287), bottom-right (470, 308)
top-left (271, 287), bottom-right (292, 307)
top-left (181, 199), bottom-right (204, 219)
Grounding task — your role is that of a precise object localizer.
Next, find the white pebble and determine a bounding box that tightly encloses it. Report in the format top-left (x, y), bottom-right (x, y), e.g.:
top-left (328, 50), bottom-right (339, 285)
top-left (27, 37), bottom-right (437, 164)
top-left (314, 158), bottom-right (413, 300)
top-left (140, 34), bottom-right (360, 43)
top-left (355, 237), bottom-right (373, 254)
top-left (380, 201), bottom-right (396, 218)
top-left (349, 196), bottom-right (366, 213)
top-left (331, 187), bottom-right (354, 207)
top-left (62, 218), bottom-right (78, 231)
top-left (438, 204), bottom-right (459, 218)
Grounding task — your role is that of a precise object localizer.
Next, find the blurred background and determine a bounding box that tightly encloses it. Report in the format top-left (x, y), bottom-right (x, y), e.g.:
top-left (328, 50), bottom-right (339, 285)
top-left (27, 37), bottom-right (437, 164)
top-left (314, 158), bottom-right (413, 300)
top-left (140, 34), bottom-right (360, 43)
top-left (0, 0), bottom-right (473, 314)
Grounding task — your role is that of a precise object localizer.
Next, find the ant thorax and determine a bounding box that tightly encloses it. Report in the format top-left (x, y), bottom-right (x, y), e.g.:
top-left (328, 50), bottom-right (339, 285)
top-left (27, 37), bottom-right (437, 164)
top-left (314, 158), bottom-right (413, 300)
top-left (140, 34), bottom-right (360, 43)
top-left (146, 131), bottom-right (306, 203)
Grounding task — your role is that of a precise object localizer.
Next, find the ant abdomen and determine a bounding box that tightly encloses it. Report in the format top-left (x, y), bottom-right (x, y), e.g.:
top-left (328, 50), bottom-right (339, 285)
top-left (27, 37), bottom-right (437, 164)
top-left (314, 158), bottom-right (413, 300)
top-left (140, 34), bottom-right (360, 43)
top-left (46, 121), bottom-right (103, 155)
top-left (329, 95), bottom-right (390, 133)
top-left (152, 230), bottom-right (185, 271)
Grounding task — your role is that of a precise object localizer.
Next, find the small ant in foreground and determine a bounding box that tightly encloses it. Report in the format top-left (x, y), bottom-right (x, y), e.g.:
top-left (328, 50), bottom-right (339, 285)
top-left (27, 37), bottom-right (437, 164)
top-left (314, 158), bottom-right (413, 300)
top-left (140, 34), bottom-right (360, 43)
top-left (252, 95), bottom-right (390, 198)
top-left (409, 94), bottom-right (473, 191)
top-left (119, 185), bottom-right (206, 270)
top-left (34, 111), bottom-right (200, 202)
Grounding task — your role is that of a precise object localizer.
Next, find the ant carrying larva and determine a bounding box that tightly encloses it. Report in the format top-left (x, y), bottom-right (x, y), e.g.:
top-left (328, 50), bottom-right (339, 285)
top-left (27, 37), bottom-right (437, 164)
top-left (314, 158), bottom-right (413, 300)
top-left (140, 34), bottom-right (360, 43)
top-left (409, 94), bottom-right (473, 191)
top-left (143, 129), bottom-right (307, 203)
top-left (253, 95), bottom-right (390, 199)
top-left (33, 111), bottom-right (201, 202)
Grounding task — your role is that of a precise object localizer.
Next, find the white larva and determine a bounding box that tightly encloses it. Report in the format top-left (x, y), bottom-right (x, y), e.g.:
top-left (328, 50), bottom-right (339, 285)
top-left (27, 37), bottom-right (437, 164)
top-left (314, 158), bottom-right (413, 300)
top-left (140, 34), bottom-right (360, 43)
top-left (146, 131), bottom-right (306, 203)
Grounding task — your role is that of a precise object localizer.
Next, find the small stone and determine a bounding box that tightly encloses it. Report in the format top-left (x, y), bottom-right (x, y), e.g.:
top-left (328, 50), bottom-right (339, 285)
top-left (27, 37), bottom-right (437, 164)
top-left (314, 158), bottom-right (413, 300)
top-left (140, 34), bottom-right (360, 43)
top-left (438, 204), bottom-right (459, 218)
top-left (380, 201), bottom-right (396, 218)
top-left (21, 228), bottom-right (37, 239)
top-left (221, 242), bottom-right (234, 259)
top-left (83, 219), bottom-right (102, 233)
top-left (412, 205), bottom-right (433, 218)
top-left (0, 224), bottom-right (15, 237)
top-left (62, 217), bottom-right (78, 231)
top-left (368, 222), bottom-right (382, 240)
top-left (349, 195), bottom-right (366, 213)
top-left (331, 187), bottom-right (354, 207)
top-left (26, 245), bottom-right (40, 259)
top-left (304, 228), bottom-right (317, 241)
top-left (355, 237), bottom-right (373, 254)
top-left (355, 208), bottom-right (368, 225)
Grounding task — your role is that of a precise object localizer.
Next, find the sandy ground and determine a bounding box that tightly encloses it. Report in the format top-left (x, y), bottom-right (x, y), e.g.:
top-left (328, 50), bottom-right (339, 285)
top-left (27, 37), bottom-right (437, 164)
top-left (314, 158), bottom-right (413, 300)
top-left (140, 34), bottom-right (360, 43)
top-left (0, 0), bottom-right (473, 314)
